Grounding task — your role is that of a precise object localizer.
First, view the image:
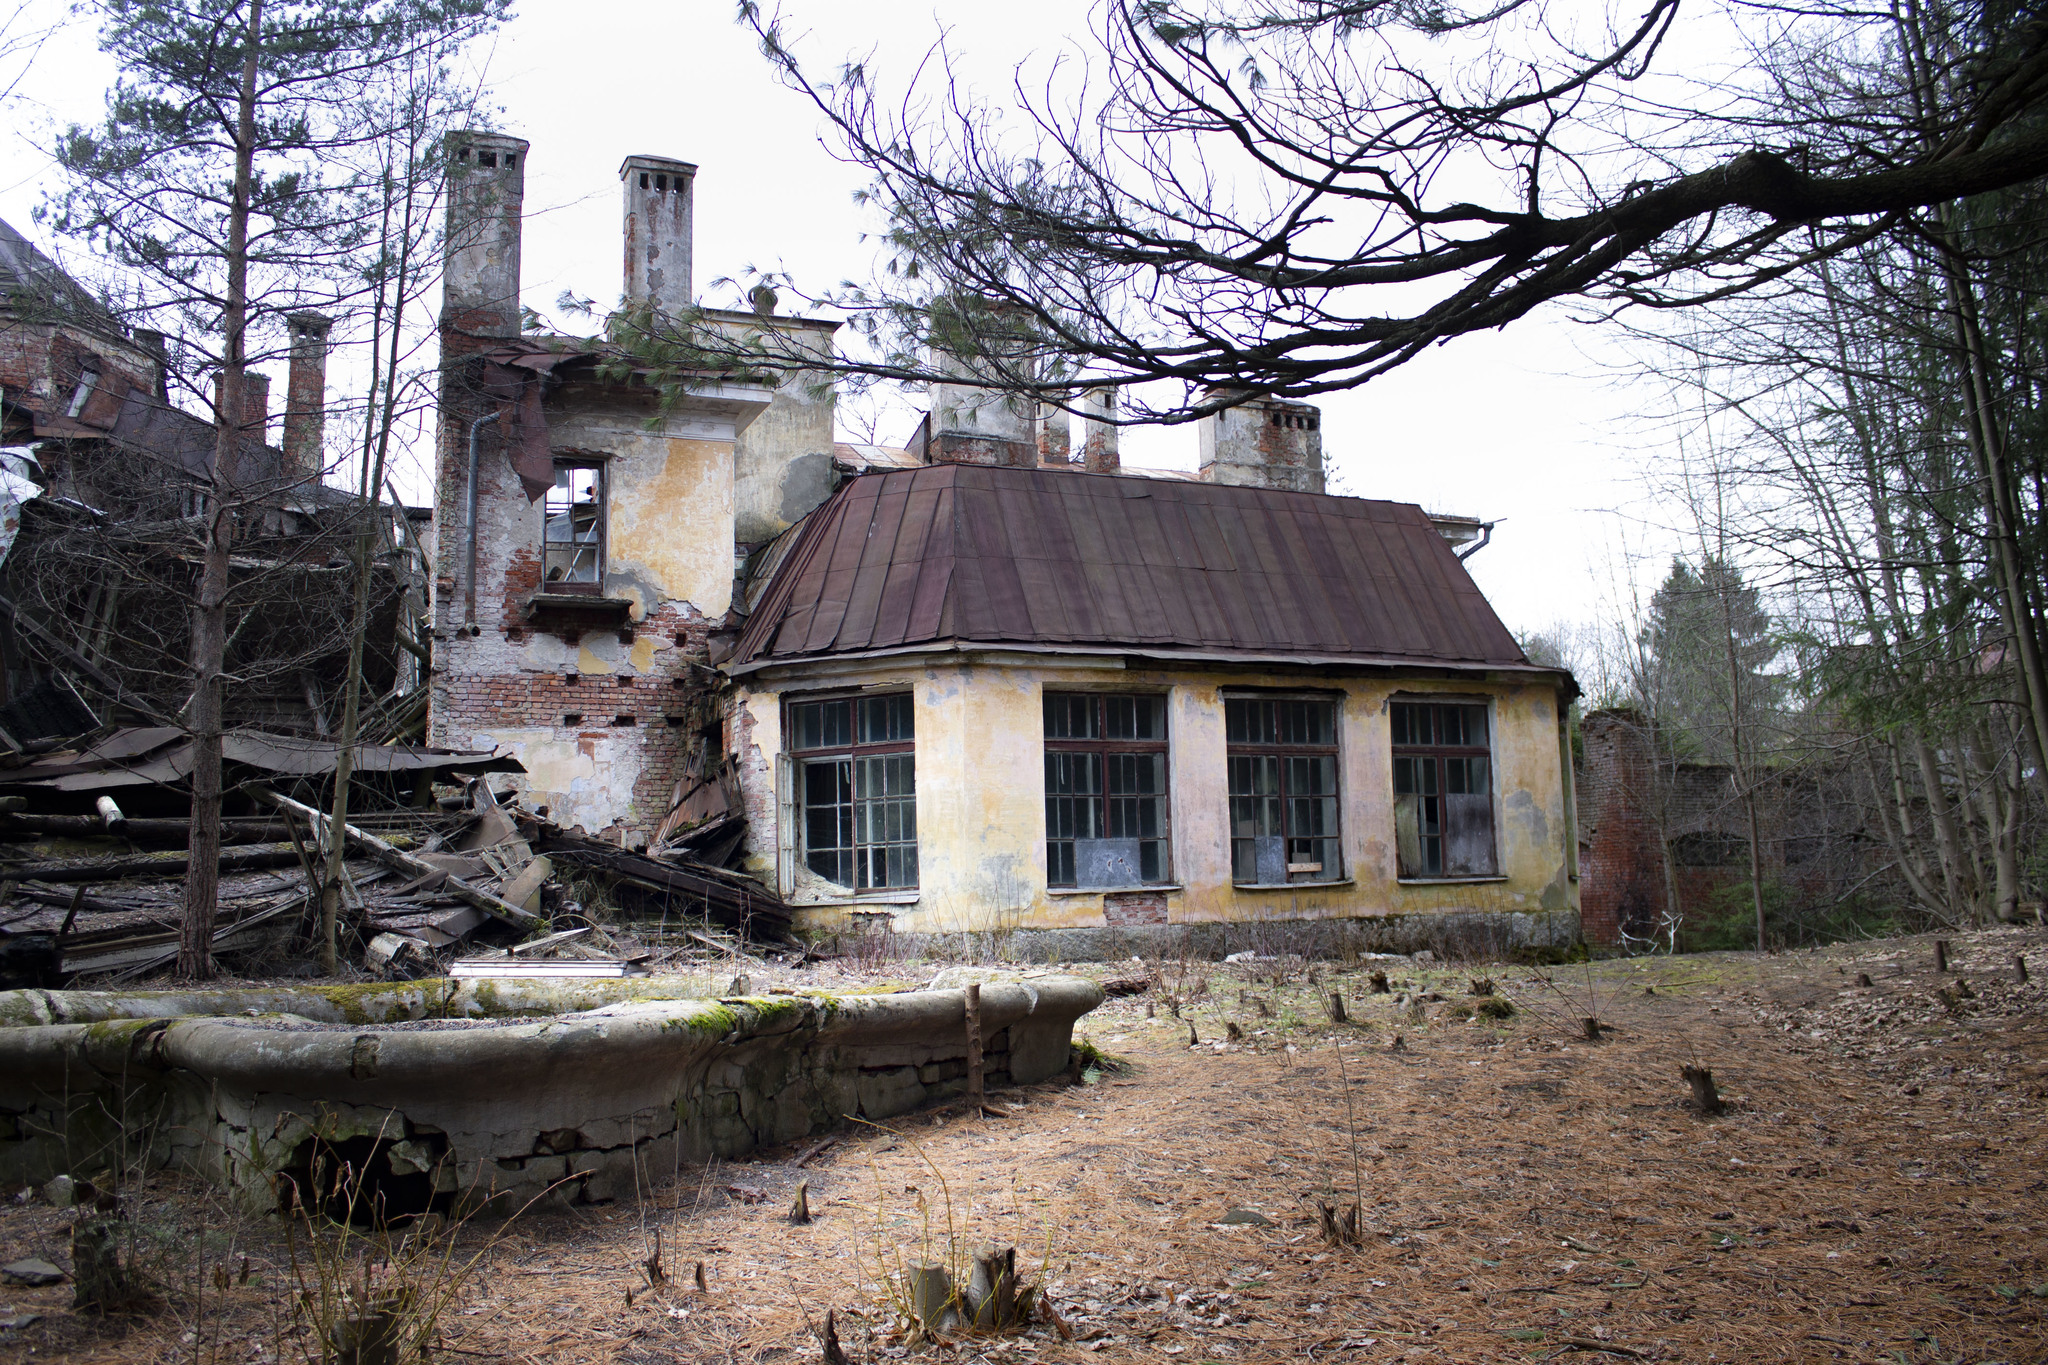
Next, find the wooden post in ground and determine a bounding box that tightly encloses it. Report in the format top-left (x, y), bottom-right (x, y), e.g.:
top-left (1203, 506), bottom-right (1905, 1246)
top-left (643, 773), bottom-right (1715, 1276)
top-left (964, 982), bottom-right (985, 1111)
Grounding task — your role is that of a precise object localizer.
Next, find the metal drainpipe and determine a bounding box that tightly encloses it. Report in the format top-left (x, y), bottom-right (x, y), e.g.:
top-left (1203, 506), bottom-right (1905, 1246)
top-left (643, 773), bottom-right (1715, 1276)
top-left (464, 410), bottom-right (500, 633)
top-left (1455, 521), bottom-right (1496, 562)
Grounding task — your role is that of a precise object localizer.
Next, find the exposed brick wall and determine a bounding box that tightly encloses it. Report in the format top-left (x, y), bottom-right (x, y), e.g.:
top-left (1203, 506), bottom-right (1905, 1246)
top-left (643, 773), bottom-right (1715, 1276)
top-left (1577, 710), bottom-right (1667, 945)
top-left (1103, 891), bottom-right (1168, 926)
top-left (1576, 708), bottom-right (1881, 945)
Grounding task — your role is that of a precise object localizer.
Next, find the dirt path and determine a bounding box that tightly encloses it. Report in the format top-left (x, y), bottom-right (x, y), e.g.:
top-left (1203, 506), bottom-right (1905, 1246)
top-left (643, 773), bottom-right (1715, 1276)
top-left (4, 927), bottom-right (2045, 1364)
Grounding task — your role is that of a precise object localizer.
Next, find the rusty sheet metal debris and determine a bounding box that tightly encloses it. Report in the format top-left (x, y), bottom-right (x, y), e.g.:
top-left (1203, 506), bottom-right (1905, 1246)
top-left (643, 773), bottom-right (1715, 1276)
top-left (0, 726), bottom-right (522, 794)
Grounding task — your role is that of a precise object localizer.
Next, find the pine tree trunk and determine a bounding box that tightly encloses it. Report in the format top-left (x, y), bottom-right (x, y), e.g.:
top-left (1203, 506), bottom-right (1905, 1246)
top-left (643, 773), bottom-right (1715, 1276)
top-left (179, 0), bottom-right (264, 980)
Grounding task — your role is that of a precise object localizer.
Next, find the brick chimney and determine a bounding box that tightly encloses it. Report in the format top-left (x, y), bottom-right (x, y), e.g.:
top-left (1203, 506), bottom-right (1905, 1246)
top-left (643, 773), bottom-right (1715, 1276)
top-left (217, 371), bottom-right (270, 440)
top-left (443, 131), bottom-right (529, 339)
top-left (1198, 397), bottom-right (1323, 494)
top-left (619, 154), bottom-right (696, 316)
top-left (283, 311), bottom-right (331, 478)
top-left (1077, 387), bottom-right (1119, 473)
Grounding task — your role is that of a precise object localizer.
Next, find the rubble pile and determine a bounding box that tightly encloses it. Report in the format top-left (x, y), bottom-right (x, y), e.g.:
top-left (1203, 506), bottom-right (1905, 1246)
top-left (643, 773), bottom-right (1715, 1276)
top-left (0, 726), bottom-right (787, 988)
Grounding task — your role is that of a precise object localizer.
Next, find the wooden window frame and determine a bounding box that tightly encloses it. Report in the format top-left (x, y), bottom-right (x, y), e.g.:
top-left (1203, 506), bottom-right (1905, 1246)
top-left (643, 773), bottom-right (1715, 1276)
top-left (1224, 693), bottom-right (1344, 886)
top-left (787, 692), bottom-right (918, 891)
top-left (1390, 697), bottom-right (1499, 880)
top-left (542, 459), bottom-right (606, 595)
top-left (1043, 692), bottom-right (1172, 889)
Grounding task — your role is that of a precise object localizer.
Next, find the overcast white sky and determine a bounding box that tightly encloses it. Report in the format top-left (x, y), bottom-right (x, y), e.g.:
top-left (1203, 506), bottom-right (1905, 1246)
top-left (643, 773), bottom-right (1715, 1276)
top-left (0, 0), bottom-right (1680, 642)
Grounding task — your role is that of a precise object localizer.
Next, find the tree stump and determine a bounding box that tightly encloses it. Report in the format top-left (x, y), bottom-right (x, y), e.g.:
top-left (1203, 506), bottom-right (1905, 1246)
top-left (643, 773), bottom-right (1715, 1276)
top-left (1933, 940), bottom-right (1949, 973)
top-left (1581, 1017), bottom-right (1601, 1041)
top-left (966, 1244), bottom-right (1020, 1330)
top-left (908, 1261), bottom-right (959, 1336)
top-left (1317, 1200), bottom-right (1361, 1246)
top-left (1327, 991), bottom-right (1348, 1024)
top-left (1854, 973), bottom-right (1874, 988)
top-left (821, 1308), bottom-right (850, 1365)
top-left (1369, 970), bottom-right (1391, 994)
top-left (788, 1180), bottom-right (811, 1225)
top-left (1681, 1064), bottom-right (1725, 1116)
top-left (2016, 955), bottom-right (2029, 984)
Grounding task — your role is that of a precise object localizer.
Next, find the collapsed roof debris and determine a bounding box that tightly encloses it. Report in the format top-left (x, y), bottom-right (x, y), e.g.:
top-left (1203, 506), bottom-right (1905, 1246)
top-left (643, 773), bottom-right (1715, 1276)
top-left (0, 730), bottom-right (789, 989)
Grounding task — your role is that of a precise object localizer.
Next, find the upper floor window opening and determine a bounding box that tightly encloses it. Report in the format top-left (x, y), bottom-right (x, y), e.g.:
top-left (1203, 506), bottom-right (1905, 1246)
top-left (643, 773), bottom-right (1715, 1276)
top-left (543, 461), bottom-right (604, 593)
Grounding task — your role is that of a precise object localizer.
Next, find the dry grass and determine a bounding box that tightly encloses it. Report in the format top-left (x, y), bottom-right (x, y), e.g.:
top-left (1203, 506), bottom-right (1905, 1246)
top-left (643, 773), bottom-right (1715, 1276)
top-left (3, 925), bottom-right (2046, 1364)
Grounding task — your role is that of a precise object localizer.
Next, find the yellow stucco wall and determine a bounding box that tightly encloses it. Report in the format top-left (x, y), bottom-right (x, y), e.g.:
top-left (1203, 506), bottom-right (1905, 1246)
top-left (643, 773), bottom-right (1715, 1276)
top-left (603, 435), bottom-right (735, 620)
top-left (734, 656), bottom-right (1577, 935)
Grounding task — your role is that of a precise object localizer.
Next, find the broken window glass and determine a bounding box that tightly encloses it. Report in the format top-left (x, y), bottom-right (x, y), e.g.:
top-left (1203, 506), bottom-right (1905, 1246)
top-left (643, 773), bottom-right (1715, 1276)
top-left (1044, 692), bottom-right (1169, 887)
top-left (1390, 700), bottom-right (1497, 878)
top-left (1225, 697), bottom-right (1341, 884)
top-left (542, 463), bottom-right (604, 591)
top-left (789, 694), bottom-right (917, 889)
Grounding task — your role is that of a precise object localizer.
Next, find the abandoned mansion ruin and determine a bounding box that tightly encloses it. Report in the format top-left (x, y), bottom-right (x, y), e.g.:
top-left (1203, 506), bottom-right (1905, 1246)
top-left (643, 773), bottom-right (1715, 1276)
top-left (429, 135), bottom-right (1581, 942)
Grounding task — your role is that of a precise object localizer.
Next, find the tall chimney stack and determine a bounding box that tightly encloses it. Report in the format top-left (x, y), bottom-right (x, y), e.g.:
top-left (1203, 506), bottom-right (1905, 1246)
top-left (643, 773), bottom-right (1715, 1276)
top-left (443, 131), bottom-right (529, 339)
top-left (1077, 388), bottom-right (1120, 473)
top-left (619, 154), bottom-right (696, 315)
top-left (1198, 397), bottom-right (1324, 494)
top-left (283, 311), bottom-right (331, 478)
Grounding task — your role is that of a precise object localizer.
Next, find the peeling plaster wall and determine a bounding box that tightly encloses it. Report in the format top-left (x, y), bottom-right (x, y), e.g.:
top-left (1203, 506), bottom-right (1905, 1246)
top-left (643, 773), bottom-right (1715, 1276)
top-left (740, 658), bottom-right (1578, 935)
top-left (429, 373), bottom-right (741, 839)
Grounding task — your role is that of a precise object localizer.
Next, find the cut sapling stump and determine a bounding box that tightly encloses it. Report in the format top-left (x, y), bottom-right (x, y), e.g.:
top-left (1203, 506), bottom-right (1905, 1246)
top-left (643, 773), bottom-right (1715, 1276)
top-left (964, 982), bottom-right (984, 1111)
top-left (908, 1261), bottom-right (961, 1338)
top-left (1854, 973), bottom-right (1874, 988)
top-left (1327, 991), bottom-right (1348, 1024)
top-left (821, 1308), bottom-right (850, 1365)
top-left (1934, 939), bottom-right (1950, 973)
top-left (788, 1180), bottom-right (811, 1225)
top-left (1681, 1065), bottom-right (1726, 1116)
top-left (1582, 1017), bottom-right (1602, 1041)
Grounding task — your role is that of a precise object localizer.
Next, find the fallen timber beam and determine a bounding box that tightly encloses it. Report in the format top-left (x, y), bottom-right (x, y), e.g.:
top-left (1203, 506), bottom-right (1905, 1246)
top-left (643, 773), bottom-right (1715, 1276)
top-left (0, 842), bottom-right (309, 882)
top-left (0, 815), bottom-right (291, 844)
top-left (253, 788), bottom-right (539, 928)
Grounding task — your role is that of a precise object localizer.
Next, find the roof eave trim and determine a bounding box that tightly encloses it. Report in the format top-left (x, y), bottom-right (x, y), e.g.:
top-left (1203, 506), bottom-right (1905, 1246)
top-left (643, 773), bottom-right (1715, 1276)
top-left (726, 639), bottom-right (1565, 681)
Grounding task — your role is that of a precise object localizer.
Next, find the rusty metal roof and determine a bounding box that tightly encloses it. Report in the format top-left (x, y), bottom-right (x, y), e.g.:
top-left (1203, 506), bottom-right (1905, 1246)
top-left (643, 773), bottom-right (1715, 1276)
top-left (730, 464), bottom-right (1536, 675)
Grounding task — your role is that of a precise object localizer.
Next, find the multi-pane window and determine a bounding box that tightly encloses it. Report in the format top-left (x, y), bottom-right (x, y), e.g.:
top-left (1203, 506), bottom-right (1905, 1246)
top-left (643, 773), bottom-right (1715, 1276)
top-left (1043, 693), bottom-right (1169, 887)
top-left (1391, 700), bottom-right (1497, 878)
top-left (1225, 697), bottom-right (1341, 885)
top-left (543, 463), bottom-right (604, 591)
top-left (790, 694), bottom-right (917, 890)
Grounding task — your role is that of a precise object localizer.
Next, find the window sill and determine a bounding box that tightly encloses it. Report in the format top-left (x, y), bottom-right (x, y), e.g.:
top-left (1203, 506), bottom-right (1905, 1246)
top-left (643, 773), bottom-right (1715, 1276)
top-left (1046, 884), bottom-right (1181, 897)
top-left (1397, 875), bottom-right (1509, 885)
top-left (525, 592), bottom-right (634, 630)
top-left (791, 890), bottom-right (921, 906)
top-left (1233, 879), bottom-right (1356, 891)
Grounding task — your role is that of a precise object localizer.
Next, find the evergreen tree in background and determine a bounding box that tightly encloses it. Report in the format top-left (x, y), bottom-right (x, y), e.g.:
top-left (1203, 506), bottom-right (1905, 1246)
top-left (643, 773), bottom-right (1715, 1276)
top-left (1640, 558), bottom-right (1782, 766)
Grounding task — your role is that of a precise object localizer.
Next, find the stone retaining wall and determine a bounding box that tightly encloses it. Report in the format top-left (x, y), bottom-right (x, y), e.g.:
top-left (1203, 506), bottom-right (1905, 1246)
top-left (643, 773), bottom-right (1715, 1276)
top-left (0, 976), bottom-right (1102, 1215)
